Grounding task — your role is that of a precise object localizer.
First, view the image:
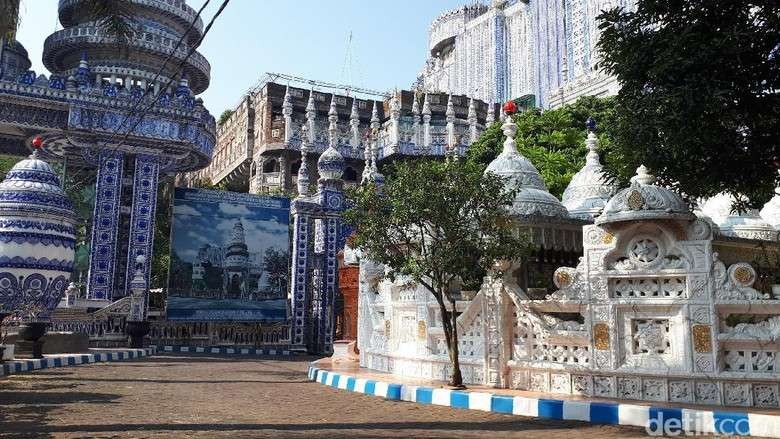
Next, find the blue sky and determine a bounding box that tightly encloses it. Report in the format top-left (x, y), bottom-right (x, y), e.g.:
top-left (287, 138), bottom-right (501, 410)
top-left (16, 0), bottom-right (467, 116)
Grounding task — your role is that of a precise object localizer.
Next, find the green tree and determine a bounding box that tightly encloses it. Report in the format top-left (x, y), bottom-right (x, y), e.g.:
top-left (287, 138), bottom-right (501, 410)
top-left (344, 160), bottom-right (528, 387)
top-left (218, 109), bottom-right (234, 126)
top-left (467, 96), bottom-right (618, 198)
top-left (598, 1), bottom-right (780, 210)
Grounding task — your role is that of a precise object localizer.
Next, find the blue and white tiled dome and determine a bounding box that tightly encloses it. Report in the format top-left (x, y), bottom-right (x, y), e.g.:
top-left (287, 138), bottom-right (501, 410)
top-left (318, 146), bottom-right (345, 181)
top-left (485, 116), bottom-right (569, 219)
top-left (0, 151), bottom-right (77, 318)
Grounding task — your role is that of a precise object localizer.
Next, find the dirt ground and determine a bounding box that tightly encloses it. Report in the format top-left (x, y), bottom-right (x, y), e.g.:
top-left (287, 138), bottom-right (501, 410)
top-left (0, 354), bottom-right (651, 438)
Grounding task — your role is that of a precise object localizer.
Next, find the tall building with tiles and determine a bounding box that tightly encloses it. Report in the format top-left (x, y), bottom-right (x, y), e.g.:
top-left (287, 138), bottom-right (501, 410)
top-left (416, 0), bottom-right (637, 109)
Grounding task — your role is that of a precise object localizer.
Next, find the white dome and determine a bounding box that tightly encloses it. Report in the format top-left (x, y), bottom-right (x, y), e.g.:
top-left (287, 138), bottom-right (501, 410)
top-left (760, 182), bottom-right (780, 230)
top-left (561, 132), bottom-right (617, 221)
top-left (485, 116), bottom-right (568, 219)
top-left (596, 165), bottom-right (694, 225)
top-left (701, 193), bottom-right (778, 241)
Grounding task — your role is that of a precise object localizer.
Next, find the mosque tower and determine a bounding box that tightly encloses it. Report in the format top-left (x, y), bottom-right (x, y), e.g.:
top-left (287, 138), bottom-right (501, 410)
top-left (223, 219), bottom-right (250, 300)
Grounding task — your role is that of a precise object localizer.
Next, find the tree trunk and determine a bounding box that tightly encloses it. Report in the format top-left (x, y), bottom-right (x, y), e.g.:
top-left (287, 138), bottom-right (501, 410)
top-left (448, 296), bottom-right (464, 388)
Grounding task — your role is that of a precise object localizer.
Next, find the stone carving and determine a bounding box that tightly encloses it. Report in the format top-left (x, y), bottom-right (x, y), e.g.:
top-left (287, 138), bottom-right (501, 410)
top-left (593, 376), bottom-right (613, 397)
top-left (530, 372), bottom-right (548, 392)
top-left (713, 255), bottom-right (767, 300)
top-left (643, 379), bottom-right (666, 401)
top-left (724, 382), bottom-right (751, 406)
top-left (669, 381), bottom-right (693, 403)
top-left (632, 319), bottom-right (669, 354)
top-left (753, 384), bottom-right (779, 407)
top-left (696, 382), bottom-right (720, 404)
top-left (550, 373), bottom-right (570, 393)
top-left (695, 355), bottom-right (714, 373)
top-left (618, 377), bottom-right (641, 399)
top-left (723, 316), bottom-right (780, 341)
top-left (687, 218), bottom-right (713, 241)
top-left (572, 375), bottom-right (592, 396)
top-left (690, 306), bottom-right (711, 324)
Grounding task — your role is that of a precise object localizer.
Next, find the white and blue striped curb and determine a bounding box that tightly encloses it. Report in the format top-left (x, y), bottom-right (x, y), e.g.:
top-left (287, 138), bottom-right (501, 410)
top-left (0, 347), bottom-right (155, 378)
top-left (153, 345), bottom-right (293, 357)
top-left (307, 366), bottom-right (780, 438)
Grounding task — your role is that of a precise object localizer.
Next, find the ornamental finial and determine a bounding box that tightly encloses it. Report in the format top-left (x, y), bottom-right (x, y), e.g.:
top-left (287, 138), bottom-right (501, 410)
top-left (501, 109), bottom-right (517, 155)
top-left (328, 94), bottom-right (338, 148)
top-left (631, 165), bottom-right (655, 185)
top-left (586, 117), bottom-right (597, 132)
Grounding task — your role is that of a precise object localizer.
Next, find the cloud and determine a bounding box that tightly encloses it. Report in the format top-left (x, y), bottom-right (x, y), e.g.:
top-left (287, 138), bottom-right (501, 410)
top-left (173, 204), bottom-right (202, 216)
top-left (218, 203), bottom-right (252, 216)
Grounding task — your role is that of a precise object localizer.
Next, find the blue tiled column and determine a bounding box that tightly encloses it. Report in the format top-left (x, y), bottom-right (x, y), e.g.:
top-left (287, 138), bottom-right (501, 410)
top-left (123, 154), bottom-right (160, 294)
top-left (87, 150), bottom-right (124, 301)
top-left (289, 210), bottom-right (311, 349)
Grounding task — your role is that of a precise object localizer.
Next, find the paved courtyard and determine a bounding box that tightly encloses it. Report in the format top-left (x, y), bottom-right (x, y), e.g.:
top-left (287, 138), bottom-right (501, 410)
top-left (0, 354), bottom-right (649, 438)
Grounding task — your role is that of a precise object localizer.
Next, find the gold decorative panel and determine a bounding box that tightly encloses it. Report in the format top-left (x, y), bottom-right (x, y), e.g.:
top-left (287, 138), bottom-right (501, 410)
top-left (627, 190), bottom-right (644, 210)
top-left (692, 325), bottom-right (712, 353)
top-left (417, 320), bottom-right (426, 340)
top-left (602, 232), bottom-right (614, 245)
top-left (384, 320), bottom-right (391, 338)
top-left (594, 323), bottom-right (610, 350)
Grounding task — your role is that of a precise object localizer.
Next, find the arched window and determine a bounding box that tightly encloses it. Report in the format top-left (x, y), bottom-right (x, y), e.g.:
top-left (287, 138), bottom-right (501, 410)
top-left (343, 166), bottom-right (358, 182)
top-left (290, 160), bottom-right (302, 175)
top-left (262, 159), bottom-right (279, 173)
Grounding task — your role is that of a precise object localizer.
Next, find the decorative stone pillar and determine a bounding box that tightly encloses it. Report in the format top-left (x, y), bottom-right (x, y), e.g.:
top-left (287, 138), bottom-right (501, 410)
top-left (411, 95), bottom-right (421, 147)
top-left (125, 255), bottom-right (150, 348)
top-left (446, 94), bottom-right (456, 157)
top-left (289, 95), bottom-right (345, 354)
top-left (282, 86), bottom-right (293, 144)
top-left (350, 98), bottom-right (360, 150)
top-left (306, 88), bottom-right (317, 145)
top-left (123, 154), bottom-right (160, 294)
top-left (422, 94), bottom-right (431, 149)
top-left (468, 97), bottom-right (478, 144)
top-left (387, 94), bottom-right (401, 156)
top-left (87, 150), bottom-right (125, 301)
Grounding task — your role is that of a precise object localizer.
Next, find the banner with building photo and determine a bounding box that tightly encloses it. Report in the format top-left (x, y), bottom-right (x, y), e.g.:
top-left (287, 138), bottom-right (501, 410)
top-left (167, 188), bottom-right (290, 321)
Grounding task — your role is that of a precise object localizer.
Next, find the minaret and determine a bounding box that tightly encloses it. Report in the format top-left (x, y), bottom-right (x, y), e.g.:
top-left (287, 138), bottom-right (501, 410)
top-left (446, 93), bottom-right (456, 157)
top-left (388, 92), bottom-right (401, 155)
top-left (422, 93), bottom-right (432, 149)
top-left (486, 103), bottom-right (495, 126)
top-left (350, 97), bottom-right (360, 150)
top-left (282, 86), bottom-right (293, 144)
top-left (306, 87), bottom-right (317, 145)
top-left (362, 102), bottom-right (380, 183)
top-left (412, 94), bottom-right (421, 147)
top-left (297, 123), bottom-right (311, 197)
top-left (468, 97), bottom-right (478, 144)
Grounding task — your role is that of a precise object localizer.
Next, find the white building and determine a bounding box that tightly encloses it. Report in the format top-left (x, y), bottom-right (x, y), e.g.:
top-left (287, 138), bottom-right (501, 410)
top-left (416, 0), bottom-right (636, 109)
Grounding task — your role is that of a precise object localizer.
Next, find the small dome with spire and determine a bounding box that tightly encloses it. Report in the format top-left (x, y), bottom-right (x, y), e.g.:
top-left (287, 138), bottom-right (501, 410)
top-left (596, 165), bottom-right (694, 226)
top-left (760, 177), bottom-right (780, 230)
top-left (700, 193), bottom-right (779, 241)
top-left (561, 118), bottom-right (618, 221)
top-left (318, 95), bottom-right (346, 181)
top-left (485, 116), bottom-right (569, 219)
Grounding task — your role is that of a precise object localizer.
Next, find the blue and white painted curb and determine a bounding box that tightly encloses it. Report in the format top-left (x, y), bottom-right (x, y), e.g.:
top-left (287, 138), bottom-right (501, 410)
top-left (153, 345), bottom-right (293, 357)
top-left (308, 365), bottom-right (780, 438)
top-left (0, 347), bottom-right (155, 378)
